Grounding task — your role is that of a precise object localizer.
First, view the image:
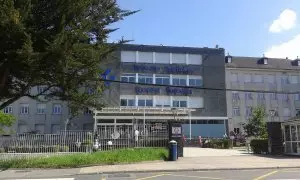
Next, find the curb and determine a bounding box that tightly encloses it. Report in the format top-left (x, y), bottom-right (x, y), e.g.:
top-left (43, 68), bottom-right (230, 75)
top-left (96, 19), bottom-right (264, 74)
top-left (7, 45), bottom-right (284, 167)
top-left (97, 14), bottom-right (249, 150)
top-left (76, 166), bottom-right (300, 175)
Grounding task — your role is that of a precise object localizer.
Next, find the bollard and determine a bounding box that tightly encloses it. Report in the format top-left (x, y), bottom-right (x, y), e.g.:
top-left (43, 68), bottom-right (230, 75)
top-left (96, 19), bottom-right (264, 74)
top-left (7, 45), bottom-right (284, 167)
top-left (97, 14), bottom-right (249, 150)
top-left (169, 140), bottom-right (177, 161)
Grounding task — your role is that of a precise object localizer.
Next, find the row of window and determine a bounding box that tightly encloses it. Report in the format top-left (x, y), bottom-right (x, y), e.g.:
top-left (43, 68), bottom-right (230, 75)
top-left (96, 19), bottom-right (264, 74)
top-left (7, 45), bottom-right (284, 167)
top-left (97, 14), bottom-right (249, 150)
top-left (121, 99), bottom-right (188, 108)
top-left (121, 73), bottom-right (203, 86)
top-left (232, 92), bottom-right (299, 101)
top-left (120, 95), bottom-right (204, 108)
top-left (232, 107), bottom-right (293, 117)
top-left (121, 51), bottom-right (202, 65)
top-left (3, 104), bottom-right (93, 115)
top-left (231, 73), bottom-right (300, 84)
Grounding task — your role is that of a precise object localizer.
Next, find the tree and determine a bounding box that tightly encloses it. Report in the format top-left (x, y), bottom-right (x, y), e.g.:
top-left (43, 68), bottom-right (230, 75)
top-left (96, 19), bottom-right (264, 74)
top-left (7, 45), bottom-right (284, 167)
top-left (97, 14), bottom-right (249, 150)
top-left (243, 106), bottom-right (267, 138)
top-left (0, 0), bottom-right (137, 118)
top-left (0, 112), bottom-right (16, 134)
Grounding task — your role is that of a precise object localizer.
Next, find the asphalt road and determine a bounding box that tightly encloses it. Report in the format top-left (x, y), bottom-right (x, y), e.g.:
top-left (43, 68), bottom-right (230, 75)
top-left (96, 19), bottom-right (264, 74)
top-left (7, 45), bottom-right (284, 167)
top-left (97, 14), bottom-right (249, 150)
top-left (71, 168), bottom-right (300, 180)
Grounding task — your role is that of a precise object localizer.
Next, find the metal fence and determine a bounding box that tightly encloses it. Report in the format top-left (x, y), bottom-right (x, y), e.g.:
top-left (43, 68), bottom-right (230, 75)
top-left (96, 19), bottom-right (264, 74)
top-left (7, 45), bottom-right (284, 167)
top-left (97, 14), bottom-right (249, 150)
top-left (0, 124), bottom-right (169, 160)
top-left (94, 124), bottom-right (169, 151)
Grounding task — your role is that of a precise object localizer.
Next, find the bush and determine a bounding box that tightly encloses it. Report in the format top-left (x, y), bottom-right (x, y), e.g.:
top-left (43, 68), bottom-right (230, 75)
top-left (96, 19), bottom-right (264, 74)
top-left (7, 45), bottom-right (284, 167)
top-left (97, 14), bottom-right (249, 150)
top-left (250, 139), bottom-right (268, 154)
top-left (203, 139), bottom-right (231, 149)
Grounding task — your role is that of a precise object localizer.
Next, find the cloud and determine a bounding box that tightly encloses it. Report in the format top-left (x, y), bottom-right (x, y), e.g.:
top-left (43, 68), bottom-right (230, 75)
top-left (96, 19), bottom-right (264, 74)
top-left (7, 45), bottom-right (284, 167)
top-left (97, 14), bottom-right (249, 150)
top-left (265, 34), bottom-right (300, 58)
top-left (269, 9), bottom-right (297, 33)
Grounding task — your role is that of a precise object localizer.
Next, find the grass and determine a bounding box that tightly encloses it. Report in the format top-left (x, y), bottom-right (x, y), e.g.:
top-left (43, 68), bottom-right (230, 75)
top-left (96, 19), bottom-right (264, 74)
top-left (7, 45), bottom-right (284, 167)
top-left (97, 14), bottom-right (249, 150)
top-left (0, 148), bottom-right (168, 169)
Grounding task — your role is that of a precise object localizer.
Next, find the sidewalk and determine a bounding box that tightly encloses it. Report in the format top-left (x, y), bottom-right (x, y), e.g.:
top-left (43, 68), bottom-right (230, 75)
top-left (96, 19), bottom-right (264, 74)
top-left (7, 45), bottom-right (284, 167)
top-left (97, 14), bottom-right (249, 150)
top-left (1, 155), bottom-right (300, 179)
top-left (79, 155), bottom-right (300, 174)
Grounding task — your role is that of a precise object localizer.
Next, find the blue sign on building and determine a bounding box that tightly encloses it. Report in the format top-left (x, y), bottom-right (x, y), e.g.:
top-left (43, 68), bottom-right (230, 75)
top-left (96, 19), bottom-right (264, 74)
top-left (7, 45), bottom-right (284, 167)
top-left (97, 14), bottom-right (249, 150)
top-left (100, 69), bottom-right (116, 87)
top-left (135, 87), bottom-right (160, 94)
top-left (166, 87), bottom-right (192, 95)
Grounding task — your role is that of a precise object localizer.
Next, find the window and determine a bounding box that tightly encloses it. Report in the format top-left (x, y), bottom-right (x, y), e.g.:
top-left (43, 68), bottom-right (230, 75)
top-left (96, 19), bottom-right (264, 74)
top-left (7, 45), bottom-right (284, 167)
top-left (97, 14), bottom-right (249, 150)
top-left (253, 75), bottom-right (263, 83)
top-left (283, 108), bottom-right (291, 117)
top-left (232, 92), bottom-right (239, 100)
top-left (232, 107), bottom-right (240, 116)
top-left (188, 54), bottom-right (202, 65)
top-left (84, 108), bottom-right (93, 115)
top-left (296, 109), bottom-right (300, 117)
top-left (281, 76), bottom-right (289, 85)
top-left (155, 96), bottom-right (171, 107)
top-left (246, 107), bottom-right (252, 117)
top-left (20, 104), bottom-right (29, 114)
top-left (231, 73), bottom-right (238, 82)
top-left (155, 75), bottom-right (170, 85)
top-left (270, 93), bottom-right (277, 100)
top-left (188, 97), bottom-right (204, 108)
top-left (139, 52), bottom-right (153, 63)
top-left (138, 99), bottom-right (153, 107)
top-left (267, 75), bottom-right (275, 84)
top-left (172, 53), bottom-right (186, 64)
top-left (244, 74), bottom-right (251, 83)
top-left (138, 74), bottom-right (153, 84)
top-left (290, 75), bottom-right (298, 84)
top-left (295, 93), bottom-right (300, 101)
top-left (189, 76), bottom-right (202, 87)
top-left (121, 73), bottom-right (136, 83)
top-left (234, 128), bottom-right (240, 134)
top-left (245, 92), bottom-right (253, 100)
top-left (155, 53), bottom-right (170, 64)
top-left (121, 51), bottom-right (136, 62)
top-left (52, 104), bottom-right (62, 114)
top-left (37, 86), bottom-right (47, 94)
top-left (282, 94), bottom-right (289, 101)
top-left (172, 75), bottom-right (187, 86)
top-left (37, 104), bottom-right (46, 114)
top-left (173, 100), bottom-right (187, 107)
top-left (3, 106), bottom-right (13, 114)
top-left (120, 99), bottom-right (135, 106)
top-left (257, 93), bottom-right (265, 100)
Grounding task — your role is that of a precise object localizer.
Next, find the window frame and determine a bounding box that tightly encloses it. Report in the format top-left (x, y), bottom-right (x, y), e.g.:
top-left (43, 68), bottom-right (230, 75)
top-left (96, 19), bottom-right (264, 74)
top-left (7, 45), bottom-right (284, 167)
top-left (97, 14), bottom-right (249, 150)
top-left (189, 78), bottom-right (202, 87)
top-left (155, 75), bottom-right (170, 85)
top-left (36, 103), bottom-right (46, 114)
top-left (3, 106), bottom-right (13, 114)
top-left (138, 74), bottom-right (153, 84)
top-left (20, 104), bottom-right (29, 114)
top-left (52, 104), bottom-right (62, 115)
top-left (232, 107), bottom-right (240, 116)
top-left (121, 73), bottom-right (136, 83)
top-left (120, 99), bottom-right (135, 107)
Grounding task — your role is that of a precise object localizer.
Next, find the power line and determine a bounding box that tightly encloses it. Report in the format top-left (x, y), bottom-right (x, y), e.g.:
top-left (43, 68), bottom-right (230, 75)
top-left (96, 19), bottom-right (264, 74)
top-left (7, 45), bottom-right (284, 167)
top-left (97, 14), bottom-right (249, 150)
top-left (99, 79), bottom-right (300, 94)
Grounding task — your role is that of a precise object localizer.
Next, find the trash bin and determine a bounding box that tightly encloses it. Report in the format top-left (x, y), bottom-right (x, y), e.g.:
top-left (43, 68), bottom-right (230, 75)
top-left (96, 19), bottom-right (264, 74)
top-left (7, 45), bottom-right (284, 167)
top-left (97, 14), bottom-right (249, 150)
top-left (169, 140), bottom-right (177, 161)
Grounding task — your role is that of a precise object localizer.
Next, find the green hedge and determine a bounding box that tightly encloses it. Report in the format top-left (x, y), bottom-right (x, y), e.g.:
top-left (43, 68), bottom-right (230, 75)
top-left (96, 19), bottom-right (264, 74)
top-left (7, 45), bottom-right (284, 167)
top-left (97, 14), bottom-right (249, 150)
top-left (250, 139), bottom-right (268, 154)
top-left (203, 139), bottom-right (231, 149)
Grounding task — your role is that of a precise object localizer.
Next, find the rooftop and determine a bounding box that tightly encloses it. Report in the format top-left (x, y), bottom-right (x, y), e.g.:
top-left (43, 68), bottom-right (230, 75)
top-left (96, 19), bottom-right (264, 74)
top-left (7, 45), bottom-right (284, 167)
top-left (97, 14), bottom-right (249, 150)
top-left (226, 56), bottom-right (300, 70)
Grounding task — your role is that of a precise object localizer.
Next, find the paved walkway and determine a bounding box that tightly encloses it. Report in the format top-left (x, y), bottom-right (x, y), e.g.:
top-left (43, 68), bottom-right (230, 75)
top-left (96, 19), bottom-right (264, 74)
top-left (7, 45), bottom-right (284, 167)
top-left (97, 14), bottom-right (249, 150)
top-left (183, 147), bottom-right (251, 157)
top-left (79, 155), bottom-right (300, 174)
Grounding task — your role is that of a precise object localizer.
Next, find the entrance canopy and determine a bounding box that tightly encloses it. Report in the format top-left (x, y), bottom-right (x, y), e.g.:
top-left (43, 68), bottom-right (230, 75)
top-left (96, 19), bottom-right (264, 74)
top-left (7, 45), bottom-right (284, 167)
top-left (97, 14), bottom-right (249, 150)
top-left (93, 107), bottom-right (195, 120)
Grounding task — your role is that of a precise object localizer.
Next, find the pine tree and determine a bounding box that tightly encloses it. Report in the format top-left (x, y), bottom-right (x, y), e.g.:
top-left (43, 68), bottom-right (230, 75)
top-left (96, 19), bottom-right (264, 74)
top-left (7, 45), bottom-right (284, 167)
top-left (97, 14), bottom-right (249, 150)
top-left (0, 0), bottom-right (137, 119)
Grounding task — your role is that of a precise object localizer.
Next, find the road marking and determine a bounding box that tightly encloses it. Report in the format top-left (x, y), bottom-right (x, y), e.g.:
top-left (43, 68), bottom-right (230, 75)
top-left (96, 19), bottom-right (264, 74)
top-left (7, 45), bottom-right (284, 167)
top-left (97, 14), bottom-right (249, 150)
top-left (135, 173), bottom-right (170, 180)
top-left (168, 174), bottom-right (221, 179)
top-left (253, 170), bottom-right (278, 180)
top-left (17, 179), bottom-right (74, 180)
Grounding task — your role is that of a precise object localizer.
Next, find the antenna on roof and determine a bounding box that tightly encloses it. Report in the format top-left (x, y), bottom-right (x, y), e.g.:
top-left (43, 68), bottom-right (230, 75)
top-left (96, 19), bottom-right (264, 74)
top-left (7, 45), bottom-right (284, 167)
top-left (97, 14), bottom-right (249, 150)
top-left (215, 44), bottom-right (219, 48)
top-left (227, 52), bottom-right (230, 56)
top-left (263, 54), bottom-right (265, 57)
top-left (286, 57), bottom-right (289, 59)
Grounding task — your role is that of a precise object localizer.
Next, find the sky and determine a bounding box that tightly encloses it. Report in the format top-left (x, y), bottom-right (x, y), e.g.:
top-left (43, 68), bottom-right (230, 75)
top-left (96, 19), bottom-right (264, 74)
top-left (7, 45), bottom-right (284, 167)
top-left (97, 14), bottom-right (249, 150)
top-left (109, 0), bottom-right (300, 59)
